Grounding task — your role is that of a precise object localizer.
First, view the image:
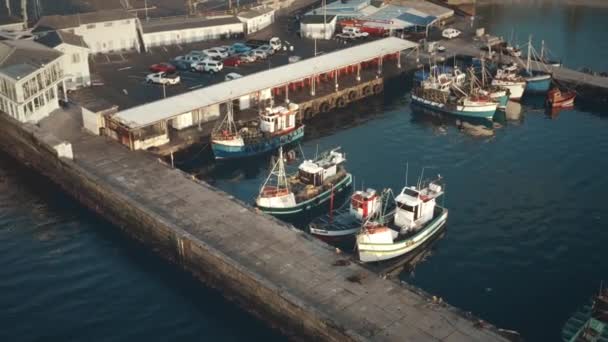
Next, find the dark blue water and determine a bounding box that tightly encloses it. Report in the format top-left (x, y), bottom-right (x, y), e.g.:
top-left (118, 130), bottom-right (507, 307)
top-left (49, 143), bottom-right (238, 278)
top-left (3, 3), bottom-right (608, 342)
top-left (0, 158), bottom-right (284, 341)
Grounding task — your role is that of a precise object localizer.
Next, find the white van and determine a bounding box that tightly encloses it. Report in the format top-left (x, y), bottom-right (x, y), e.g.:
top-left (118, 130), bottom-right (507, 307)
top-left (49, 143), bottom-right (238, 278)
top-left (342, 26), bottom-right (369, 38)
top-left (194, 60), bottom-right (223, 73)
top-left (269, 37), bottom-right (282, 51)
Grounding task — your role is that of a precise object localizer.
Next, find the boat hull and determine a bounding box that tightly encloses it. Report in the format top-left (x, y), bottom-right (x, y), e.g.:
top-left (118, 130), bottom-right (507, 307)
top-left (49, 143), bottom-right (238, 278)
top-left (411, 94), bottom-right (497, 120)
top-left (212, 125), bottom-right (305, 159)
top-left (309, 207), bottom-right (361, 238)
top-left (257, 173), bottom-right (353, 215)
top-left (357, 207), bottom-right (448, 263)
top-left (491, 91), bottom-right (509, 109)
top-left (491, 80), bottom-right (525, 101)
top-left (525, 74), bottom-right (552, 93)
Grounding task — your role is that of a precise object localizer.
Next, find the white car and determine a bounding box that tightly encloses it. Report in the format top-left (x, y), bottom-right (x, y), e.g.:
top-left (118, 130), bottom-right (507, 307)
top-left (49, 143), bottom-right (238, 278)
top-left (203, 48), bottom-right (229, 59)
top-left (146, 72), bottom-right (180, 85)
top-left (342, 26), bottom-right (369, 38)
top-left (442, 28), bottom-right (461, 39)
top-left (336, 32), bottom-right (357, 40)
top-left (183, 54), bottom-right (207, 68)
top-left (251, 49), bottom-right (269, 59)
top-left (257, 44), bottom-right (274, 55)
top-left (194, 60), bottom-right (223, 73)
top-left (239, 51), bottom-right (257, 63)
top-left (217, 45), bottom-right (235, 56)
top-left (225, 72), bottom-right (243, 81)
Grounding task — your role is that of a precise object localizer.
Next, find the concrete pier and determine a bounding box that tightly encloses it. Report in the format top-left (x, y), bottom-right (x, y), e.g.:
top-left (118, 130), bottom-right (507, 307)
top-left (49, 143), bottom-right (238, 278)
top-left (0, 108), bottom-right (513, 341)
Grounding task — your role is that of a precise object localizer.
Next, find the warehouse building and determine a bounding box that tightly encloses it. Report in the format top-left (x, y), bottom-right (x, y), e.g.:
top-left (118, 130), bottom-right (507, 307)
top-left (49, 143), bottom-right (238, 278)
top-left (300, 15), bottom-right (337, 40)
top-left (140, 16), bottom-right (244, 49)
top-left (32, 9), bottom-right (141, 54)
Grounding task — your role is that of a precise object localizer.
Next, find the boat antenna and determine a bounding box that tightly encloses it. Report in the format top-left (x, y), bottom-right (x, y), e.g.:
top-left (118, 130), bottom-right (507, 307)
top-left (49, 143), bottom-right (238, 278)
top-left (315, 144), bottom-right (319, 160)
top-left (298, 143), bottom-right (306, 160)
top-left (405, 162), bottom-right (409, 187)
top-left (527, 34), bottom-right (532, 72)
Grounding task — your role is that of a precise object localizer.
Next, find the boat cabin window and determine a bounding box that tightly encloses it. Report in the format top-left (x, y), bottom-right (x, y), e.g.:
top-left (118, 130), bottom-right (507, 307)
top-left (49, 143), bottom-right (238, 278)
top-left (403, 188), bottom-right (419, 197)
top-left (397, 202), bottom-right (415, 212)
top-left (299, 169), bottom-right (322, 186)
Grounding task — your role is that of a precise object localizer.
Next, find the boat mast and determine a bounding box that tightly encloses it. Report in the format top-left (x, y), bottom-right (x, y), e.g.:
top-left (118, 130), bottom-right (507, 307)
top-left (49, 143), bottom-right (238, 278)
top-left (527, 35), bottom-right (532, 72)
top-left (540, 40), bottom-right (545, 62)
top-left (260, 147), bottom-right (290, 193)
top-left (212, 100), bottom-right (238, 136)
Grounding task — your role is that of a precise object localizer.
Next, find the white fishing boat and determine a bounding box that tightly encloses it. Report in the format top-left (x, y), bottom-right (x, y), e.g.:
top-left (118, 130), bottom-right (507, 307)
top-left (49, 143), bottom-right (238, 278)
top-left (255, 147), bottom-right (352, 216)
top-left (491, 65), bottom-right (526, 101)
top-left (309, 188), bottom-right (382, 239)
top-left (356, 176), bottom-right (448, 263)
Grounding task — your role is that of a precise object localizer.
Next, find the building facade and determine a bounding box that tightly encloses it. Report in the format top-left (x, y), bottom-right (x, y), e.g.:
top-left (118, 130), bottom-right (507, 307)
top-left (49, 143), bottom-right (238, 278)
top-left (33, 9), bottom-right (141, 54)
top-left (300, 15), bottom-right (337, 39)
top-left (0, 40), bottom-right (65, 123)
top-left (36, 31), bottom-right (91, 90)
top-left (141, 16), bottom-right (244, 49)
top-left (237, 7), bottom-right (276, 34)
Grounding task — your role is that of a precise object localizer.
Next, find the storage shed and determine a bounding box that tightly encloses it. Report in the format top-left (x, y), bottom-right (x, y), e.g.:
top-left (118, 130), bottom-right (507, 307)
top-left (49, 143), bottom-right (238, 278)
top-left (300, 15), bottom-right (337, 40)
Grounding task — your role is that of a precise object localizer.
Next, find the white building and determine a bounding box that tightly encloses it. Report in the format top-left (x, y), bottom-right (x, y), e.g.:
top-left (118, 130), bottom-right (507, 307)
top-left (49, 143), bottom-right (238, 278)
top-left (300, 15), bottom-right (337, 40)
top-left (141, 16), bottom-right (244, 49)
top-left (0, 40), bottom-right (65, 123)
top-left (237, 7), bottom-right (276, 34)
top-left (35, 30), bottom-right (91, 90)
top-left (32, 9), bottom-right (141, 54)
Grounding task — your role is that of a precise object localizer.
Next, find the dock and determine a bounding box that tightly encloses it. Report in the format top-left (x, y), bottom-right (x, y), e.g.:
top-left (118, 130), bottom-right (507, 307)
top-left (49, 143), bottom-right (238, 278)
top-left (0, 105), bottom-right (513, 341)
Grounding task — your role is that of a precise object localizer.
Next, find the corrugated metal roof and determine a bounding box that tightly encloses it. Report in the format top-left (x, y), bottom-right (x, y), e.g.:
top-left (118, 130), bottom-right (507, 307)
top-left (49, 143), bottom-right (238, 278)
top-left (396, 11), bottom-right (436, 27)
top-left (113, 37), bottom-right (417, 129)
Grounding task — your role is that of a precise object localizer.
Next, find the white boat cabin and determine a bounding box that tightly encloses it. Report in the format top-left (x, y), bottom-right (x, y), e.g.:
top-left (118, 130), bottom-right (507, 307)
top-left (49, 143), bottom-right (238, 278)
top-left (259, 103), bottom-right (299, 134)
top-left (349, 188), bottom-right (380, 220)
top-left (394, 181), bottom-right (443, 231)
top-left (298, 149), bottom-right (346, 187)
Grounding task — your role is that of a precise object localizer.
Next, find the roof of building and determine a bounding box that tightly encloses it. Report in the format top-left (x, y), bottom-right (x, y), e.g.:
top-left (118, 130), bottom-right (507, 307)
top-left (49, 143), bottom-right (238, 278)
top-left (300, 15), bottom-right (337, 24)
top-left (32, 9), bottom-right (136, 33)
top-left (35, 30), bottom-right (89, 48)
top-left (237, 6), bottom-right (275, 19)
top-left (113, 37), bottom-right (417, 129)
top-left (141, 16), bottom-right (242, 34)
top-left (307, 0), bottom-right (378, 17)
top-left (390, 0), bottom-right (454, 19)
top-left (0, 40), bottom-right (62, 79)
top-left (365, 5), bottom-right (437, 27)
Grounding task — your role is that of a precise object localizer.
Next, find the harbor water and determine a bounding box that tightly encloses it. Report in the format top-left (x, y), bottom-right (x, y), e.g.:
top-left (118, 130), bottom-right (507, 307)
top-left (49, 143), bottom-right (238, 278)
top-left (2, 2), bottom-right (607, 342)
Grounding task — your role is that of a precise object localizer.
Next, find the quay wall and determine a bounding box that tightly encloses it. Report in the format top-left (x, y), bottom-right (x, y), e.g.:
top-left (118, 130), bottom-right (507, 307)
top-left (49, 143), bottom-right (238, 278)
top-left (0, 113), bottom-right (358, 341)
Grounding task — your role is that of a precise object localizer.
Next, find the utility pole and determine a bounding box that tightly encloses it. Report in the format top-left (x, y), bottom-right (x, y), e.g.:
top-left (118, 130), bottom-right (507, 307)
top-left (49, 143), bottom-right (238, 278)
top-left (144, 0), bottom-right (149, 21)
top-left (21, 0), bottom-right (28, 28)
top-left (5, 0), bottom-right (11, 16)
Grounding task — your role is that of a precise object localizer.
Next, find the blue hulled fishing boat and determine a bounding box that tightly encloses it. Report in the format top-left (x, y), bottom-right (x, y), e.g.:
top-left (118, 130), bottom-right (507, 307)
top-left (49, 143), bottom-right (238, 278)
top-left (211, 103), bottom-right (304, 159)
top-left (522, 36), bottom-right (553, 94)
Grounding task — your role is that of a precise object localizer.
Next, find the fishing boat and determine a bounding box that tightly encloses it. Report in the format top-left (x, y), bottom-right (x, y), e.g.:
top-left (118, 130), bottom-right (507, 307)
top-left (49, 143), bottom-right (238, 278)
top-left (356, 176), bottom-right (448, 263)
top-left (522, 36), bottom-right (552, 93)
top-left (211, 102), bottom-right (305, 159)
top-left (546, 88), bottom-right (576, 108)
top-left (562, 285), bottom-right (608, 342)
top-left (475, 60), bottom-right (510, 110)
top-left (309, 188), bottom-right (382, 239)
top-left (255, 147), bottom-right (352, 216)
top-left (412, 70), bottom-right (498, 120)
top-left (491, 64), bottom-right (526, 101)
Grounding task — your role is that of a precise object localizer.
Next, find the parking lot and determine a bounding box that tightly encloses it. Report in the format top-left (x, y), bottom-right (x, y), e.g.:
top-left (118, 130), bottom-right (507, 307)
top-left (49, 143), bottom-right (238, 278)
top-left (80, 17), bottom-right (382, 111)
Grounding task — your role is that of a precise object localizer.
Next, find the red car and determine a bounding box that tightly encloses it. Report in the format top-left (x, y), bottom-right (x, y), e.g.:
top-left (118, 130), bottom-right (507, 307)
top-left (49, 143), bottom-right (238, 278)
top-left (222, 56), bottom-right (241, 67)
top-left (149, 63), bottom-right (176, 73)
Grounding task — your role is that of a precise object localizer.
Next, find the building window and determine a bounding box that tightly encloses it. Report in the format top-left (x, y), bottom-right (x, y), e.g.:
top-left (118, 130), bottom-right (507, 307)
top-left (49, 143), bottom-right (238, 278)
top-left (104, 22), bottom-right (113, 27)
top-left (72, 53), bottom-right (81, 64)
top-left (86, 24), bottom-right (96, 29)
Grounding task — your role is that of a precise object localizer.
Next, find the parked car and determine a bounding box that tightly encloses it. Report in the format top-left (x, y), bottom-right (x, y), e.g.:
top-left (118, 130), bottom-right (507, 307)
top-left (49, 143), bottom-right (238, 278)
top-left (193, 60), bottom-right (223, 73)
top-left (225, 72), bottom-right (243, 81)
top-left (217, 45), bottom-right (235, 56)
top-left (239, 51), bottom-right (257, 63)
top-left (442, 28), bottom-right (461, 39)
top-left (223, 56), bottom-right (242, 67)
top-left (336, 32), bottom-right (357, 40)
top-left (342, 26), bottom-right (369, 38)
top-left (146, 72), bottom-right (180, 85)
top-left (183, 54), bottom-right (207, 68)
top-left (232, 42), bottom-right (251, 54)
top-left (269, 37), bottom-right (282, 51)
top-left (436, 45), bottom-right (446, 52)
top-left (149, 62), bottom-right (176, 73)
top-left (251, 49), bottom-right (269, 59)
top-left (245, 39), bottom-right (269, 49)
top-left (203, 48), bottom-right (229, 59)
top-left (257, 44), bottom-right (274, 55)
top-left (171, 59), bottom-right (192, 71)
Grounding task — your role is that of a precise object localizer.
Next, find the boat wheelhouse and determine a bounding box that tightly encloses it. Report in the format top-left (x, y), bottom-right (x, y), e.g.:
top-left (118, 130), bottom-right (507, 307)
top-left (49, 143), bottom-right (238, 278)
top-left (356, 177), bottom-right (448, 263)
top-left (211, 103), bottom-right (304, 159)
top-left (492, 65), bottom-right (526, 101)
top-left (256, 147), bottom-right (352, 216)
top-left (309, 188), bottom-right (382, 239)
